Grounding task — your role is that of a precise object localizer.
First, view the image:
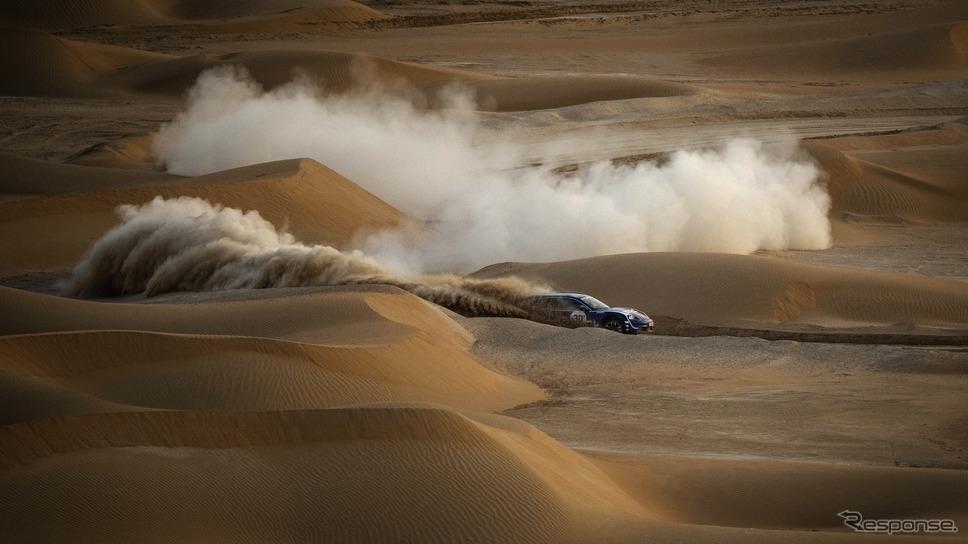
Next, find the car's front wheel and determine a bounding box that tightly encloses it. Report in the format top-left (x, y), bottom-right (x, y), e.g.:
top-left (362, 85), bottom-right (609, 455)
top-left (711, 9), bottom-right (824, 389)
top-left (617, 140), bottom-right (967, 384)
top-left (602, 317), bottom-right (625, 333)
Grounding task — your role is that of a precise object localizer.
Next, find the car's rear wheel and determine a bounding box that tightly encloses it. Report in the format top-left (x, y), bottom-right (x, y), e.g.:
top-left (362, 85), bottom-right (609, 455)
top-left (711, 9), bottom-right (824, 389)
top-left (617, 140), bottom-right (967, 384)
top-left (602, 317), bottom-right (625, 333)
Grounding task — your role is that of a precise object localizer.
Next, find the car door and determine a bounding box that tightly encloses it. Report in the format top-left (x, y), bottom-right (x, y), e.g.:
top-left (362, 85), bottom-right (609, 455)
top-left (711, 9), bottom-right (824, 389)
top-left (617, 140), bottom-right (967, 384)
top-left (558, 297), bottom-right (591, 327)
top-left (530, 297), bottom-right (558, 325)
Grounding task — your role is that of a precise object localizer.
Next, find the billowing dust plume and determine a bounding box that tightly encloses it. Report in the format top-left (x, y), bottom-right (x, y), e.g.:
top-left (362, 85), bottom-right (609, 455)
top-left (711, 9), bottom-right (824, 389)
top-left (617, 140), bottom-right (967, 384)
top-left (153, 66), bottom-right (832, 275)
top-left (62, 197), bottom-right (548, 317)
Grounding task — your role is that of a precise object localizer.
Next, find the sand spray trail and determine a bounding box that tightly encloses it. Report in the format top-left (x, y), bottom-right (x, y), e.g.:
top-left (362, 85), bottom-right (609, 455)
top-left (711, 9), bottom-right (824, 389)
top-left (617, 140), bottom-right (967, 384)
top-left (62, 197), bottom-right (547, 317)
top-left (153, 66), bottom-right (832, 275)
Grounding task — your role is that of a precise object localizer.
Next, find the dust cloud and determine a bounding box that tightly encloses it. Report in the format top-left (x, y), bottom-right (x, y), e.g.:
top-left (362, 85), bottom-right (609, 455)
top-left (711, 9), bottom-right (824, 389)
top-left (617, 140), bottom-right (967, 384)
top-left (153, 66), bottom-right (832, 275)
top-left (62, 197), bottom-right (547, 317)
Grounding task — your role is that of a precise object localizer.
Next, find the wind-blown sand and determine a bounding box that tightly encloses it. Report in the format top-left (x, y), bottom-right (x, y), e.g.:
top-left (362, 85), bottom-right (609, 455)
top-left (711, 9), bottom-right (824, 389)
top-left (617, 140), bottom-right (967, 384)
top-left (1, 0), bottom-right (967, 542)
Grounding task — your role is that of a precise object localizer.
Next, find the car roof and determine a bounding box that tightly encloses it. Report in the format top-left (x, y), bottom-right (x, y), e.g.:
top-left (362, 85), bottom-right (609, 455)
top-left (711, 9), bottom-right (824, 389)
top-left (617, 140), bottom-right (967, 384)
top-left (535, 292), bottom-right (589, 299)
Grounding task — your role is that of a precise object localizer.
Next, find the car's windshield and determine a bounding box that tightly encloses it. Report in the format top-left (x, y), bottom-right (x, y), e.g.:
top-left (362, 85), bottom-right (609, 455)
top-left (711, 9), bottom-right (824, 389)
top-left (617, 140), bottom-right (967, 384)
top-left (579, 295), bottom-right (609, 310)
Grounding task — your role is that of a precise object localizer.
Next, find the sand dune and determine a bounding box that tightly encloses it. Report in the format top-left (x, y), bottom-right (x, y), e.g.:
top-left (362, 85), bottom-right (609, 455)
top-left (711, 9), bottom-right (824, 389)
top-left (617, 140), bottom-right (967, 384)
top-left (0, 25), bottom-right (700, 110)
top-left (2, 1), bottom-right (967, 543)
top-left (63, 134), bottom-right (161, 171)
top-left (0, 285), bottom-right (416, 342)
top-left (696, 2), bottom-right (968, 81)
top-left (0, 285), bottom-right (544, 420)
top-left (428, 76), bottom-right (697, 112)
top-left (0, 151), bottom-right (174, 199)
top-left (707, 21), bottom-right (968, 81)
top-left (163, 0), bottom-right (385, 22)
top-left (0, 30), bottom-right (698, 110)
top-left (0, 1), bottom-right (167, 30)
top-left (0, 27), bottom-right (493, 99)
top-left (0, 158), bottom-right (409, 275)
top-left (593, 452), bottom-right (968, 532)
top-left (0, 407), bottom-right (645, 543)
top-left (2, 407), bottom-right (959, 542)
top-left (0, 27), bottom-right (175, 97)
top-left (0, 329), bottom-right (540, 417)
top-left (807, 120), bottom-right (968, 223)
top-left (0, 368), bottom-right (141, 427)
top-left (474, 252), bottom-right (968, 334)
top-left (0, 0), bottom-right (386, 31)
top-left (108, 49), bottom-right (497, 98)
top-left (0, 29), bottom-right (495, 98)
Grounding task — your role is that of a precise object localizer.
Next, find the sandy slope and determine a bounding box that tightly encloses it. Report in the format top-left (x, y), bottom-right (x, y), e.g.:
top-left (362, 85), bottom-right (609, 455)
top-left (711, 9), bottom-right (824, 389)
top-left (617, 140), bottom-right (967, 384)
top-left (3, 409), bottom-right (960, 543)
top-left (0, 286), bottom-right (544, 424)
top-left (808, 120), bottom-right (968, 223)
top-left (106, 49), bottom-right (499, 98)
top-left (592, 452), bottom-right (968, 531)
top-left (0, 27), bottom-right (704, 111)
top-left (0, 408), bottom-right (641, 543)
top-left (1, 1), bottom-right (967, 543)
top-left (0, 29), bottom-right (494, 98)
top-left (0, 0), bottom-right (386, 30)
top-left (0, 27), bottom-right (176, 98)
top-left (0, 157), bottom-right (409, 275)
top-left (291, 0), bottom-right (967, 87)
top-left (474, 252), bottom-right (968, 336)
top-left (429, 76), bottom-right (698, 112)
top-left (701, 12), bottom-right (968, 82)
top-left (0, 151), bottom-right (175, 198)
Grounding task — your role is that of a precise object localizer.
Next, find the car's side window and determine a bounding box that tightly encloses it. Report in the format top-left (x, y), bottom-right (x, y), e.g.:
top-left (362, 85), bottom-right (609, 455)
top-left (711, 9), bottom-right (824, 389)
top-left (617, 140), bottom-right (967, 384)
top-left (536, 298), bottom-right (563, 312)
top-left (559, 299), bottom-right (582, 312)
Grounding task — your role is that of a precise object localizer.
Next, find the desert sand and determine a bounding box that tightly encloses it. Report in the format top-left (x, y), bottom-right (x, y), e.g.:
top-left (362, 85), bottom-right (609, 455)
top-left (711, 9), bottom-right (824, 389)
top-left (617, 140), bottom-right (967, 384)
top-left (1, 0), bottom-right (967, 542)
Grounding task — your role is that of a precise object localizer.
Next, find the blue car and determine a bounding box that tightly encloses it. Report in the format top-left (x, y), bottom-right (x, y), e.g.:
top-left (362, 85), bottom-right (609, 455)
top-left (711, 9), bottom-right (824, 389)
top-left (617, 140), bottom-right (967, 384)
top-left (528, 292), bottom-right (654, 334)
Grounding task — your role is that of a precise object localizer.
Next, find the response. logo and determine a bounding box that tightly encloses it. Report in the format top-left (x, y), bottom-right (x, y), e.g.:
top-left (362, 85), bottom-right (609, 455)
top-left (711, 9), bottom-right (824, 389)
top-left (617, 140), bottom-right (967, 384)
top-left (838, 510), bottom-right (958, 535)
